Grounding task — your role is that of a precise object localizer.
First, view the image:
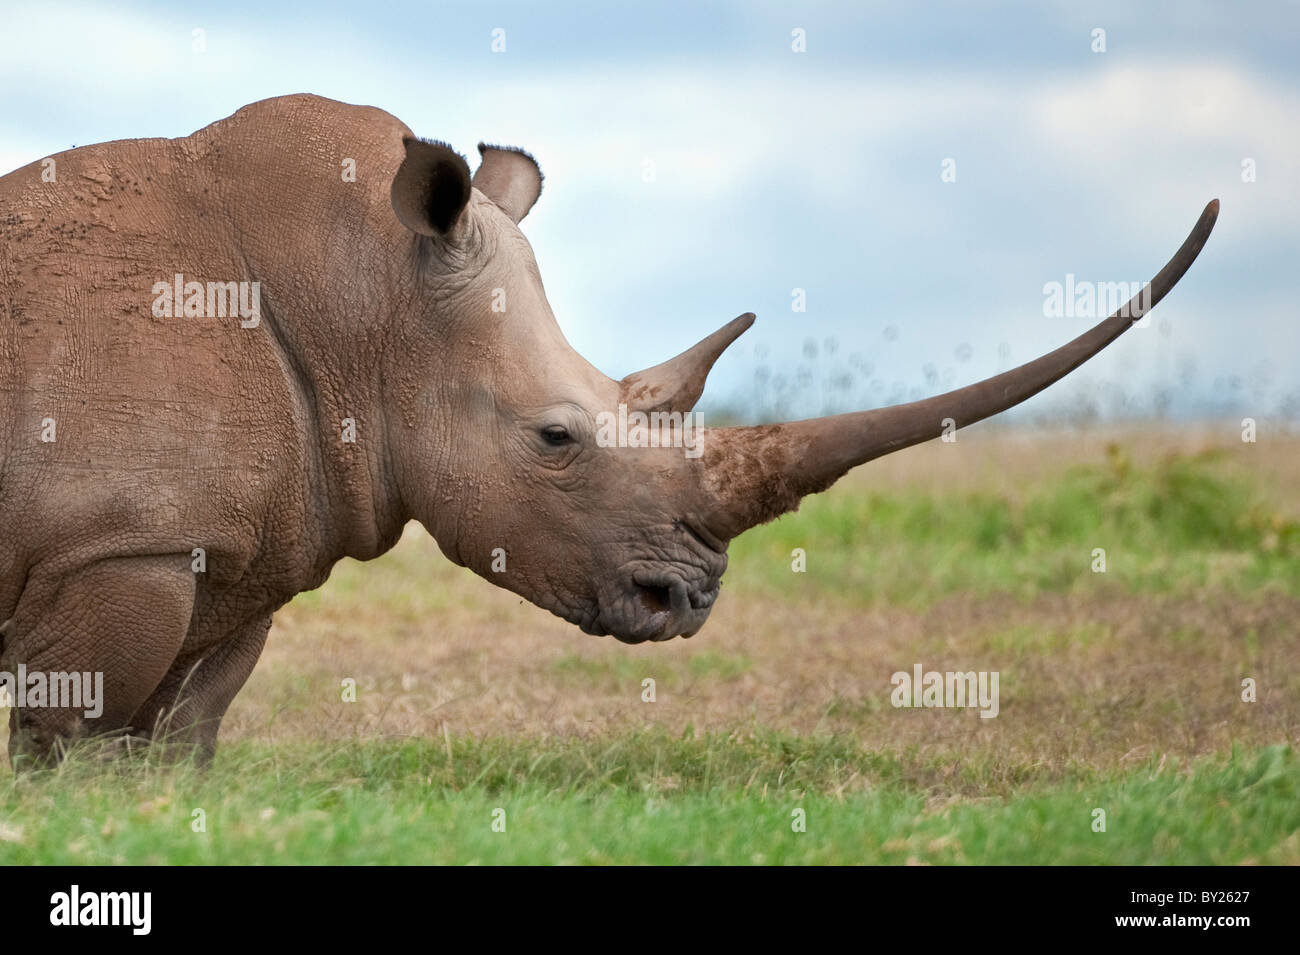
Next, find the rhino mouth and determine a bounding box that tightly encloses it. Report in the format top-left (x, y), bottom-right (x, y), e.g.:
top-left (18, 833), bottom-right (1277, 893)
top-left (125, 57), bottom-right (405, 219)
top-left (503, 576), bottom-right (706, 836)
top-left (598, 569), bottom-right (719, 644)
top-left (580, 521), bottom-right (727, 643)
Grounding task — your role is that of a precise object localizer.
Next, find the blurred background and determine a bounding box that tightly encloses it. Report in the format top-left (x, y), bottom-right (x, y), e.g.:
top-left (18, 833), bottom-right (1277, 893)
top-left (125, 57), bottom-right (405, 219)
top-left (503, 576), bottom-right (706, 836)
top-left (1, 0), bottom-right (1296, 425)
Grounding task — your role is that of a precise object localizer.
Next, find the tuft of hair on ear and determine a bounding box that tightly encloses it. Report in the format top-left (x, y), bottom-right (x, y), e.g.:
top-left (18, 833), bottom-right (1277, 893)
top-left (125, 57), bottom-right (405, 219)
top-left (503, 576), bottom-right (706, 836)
top-left (419, 136), bottom-right (465, 155)
top-left (477, 142), bottom-right (544, 195)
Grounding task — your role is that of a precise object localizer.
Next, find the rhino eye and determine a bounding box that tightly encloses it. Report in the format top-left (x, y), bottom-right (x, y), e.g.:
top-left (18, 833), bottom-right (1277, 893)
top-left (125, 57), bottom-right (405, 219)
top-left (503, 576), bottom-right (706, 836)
top-left (540, 425), bottom-right (572, 446)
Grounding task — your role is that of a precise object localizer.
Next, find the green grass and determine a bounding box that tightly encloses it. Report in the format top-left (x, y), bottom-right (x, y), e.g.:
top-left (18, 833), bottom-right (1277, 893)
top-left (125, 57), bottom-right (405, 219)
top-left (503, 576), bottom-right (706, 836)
top-left (727, 448), bottom-right (1300, 606)
top-left (0, 735), bottom-right (1293, 864)
top-left (552, 649), bottom-right (752, 683)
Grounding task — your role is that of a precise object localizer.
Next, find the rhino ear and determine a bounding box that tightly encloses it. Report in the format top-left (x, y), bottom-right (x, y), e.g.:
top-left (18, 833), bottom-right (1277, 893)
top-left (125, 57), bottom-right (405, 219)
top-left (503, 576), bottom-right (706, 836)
top-left (473, 144), bottom-right (543, 224)
top-left (391, 137), bottom-right (473, 237)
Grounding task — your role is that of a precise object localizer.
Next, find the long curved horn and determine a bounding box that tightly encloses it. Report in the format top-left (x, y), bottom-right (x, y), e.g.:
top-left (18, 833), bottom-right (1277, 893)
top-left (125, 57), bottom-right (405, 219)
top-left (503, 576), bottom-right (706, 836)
top-left (620, 313), bottom-right (755, 413)
top-left (698, 200), bottom-right (1220, 539)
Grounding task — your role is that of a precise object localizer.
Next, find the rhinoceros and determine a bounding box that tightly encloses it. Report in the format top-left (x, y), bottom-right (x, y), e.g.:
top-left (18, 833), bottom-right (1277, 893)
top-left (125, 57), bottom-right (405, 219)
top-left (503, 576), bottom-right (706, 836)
top-left (0, 94), bottom-right (1217, 764)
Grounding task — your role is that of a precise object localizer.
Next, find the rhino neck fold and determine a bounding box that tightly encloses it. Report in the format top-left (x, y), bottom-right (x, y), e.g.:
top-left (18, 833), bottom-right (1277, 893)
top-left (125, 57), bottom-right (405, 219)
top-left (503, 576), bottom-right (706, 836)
top-left (196, 101), bottom-right (417, 569)
top-left (253, 287), bottom-right (408, 566)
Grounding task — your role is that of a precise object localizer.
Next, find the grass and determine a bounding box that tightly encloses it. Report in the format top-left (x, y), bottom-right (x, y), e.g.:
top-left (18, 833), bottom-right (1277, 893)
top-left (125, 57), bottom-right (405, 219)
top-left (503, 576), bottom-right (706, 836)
top-left (1, 736), bottom-right (1294, 864)
top-left (1, 426), bottom-right (1297, 863)
top-left (728, 443), bottom-right (1300, 607)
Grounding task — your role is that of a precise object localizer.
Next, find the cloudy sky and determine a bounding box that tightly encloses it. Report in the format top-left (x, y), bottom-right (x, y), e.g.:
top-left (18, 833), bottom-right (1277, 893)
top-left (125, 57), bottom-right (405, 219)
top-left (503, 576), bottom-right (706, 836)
top-left (2, 0), bottom-right (1296, 423)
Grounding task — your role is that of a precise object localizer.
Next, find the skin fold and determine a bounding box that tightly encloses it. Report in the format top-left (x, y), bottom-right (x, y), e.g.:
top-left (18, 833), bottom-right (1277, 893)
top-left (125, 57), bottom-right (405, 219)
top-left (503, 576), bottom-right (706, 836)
top-left (0, 94), bottom-right (1217, 765)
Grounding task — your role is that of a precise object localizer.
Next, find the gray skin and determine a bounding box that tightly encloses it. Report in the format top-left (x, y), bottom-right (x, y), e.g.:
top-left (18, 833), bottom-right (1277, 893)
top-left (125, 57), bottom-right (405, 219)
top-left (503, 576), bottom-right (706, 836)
top-left (0, 94), bottom-right (1218, 765)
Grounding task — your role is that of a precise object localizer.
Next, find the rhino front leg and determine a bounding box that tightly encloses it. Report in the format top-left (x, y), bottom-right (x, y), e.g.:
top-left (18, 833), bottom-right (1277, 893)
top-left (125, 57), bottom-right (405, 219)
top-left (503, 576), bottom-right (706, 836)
top-left (128, 614), bottom-right (271, 765)
top-left (6, 555), bottom-right (196, 768)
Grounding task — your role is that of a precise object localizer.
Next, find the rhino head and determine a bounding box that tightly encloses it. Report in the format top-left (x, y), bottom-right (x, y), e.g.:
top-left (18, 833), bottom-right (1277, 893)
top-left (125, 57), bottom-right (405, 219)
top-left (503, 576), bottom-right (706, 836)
top-left (384, 137), bottom-right (1218, 645)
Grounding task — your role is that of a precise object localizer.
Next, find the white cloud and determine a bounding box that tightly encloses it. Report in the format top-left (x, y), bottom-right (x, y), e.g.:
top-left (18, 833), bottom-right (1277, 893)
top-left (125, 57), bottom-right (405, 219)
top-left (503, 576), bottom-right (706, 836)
top-left (1029, 65), bottom-right (1300, 230)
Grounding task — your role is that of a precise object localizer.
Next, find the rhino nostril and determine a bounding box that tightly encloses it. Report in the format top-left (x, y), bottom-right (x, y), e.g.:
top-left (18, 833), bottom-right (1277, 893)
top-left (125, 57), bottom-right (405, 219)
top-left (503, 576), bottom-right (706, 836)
top-left (635, 584), bottom-right (672, 615)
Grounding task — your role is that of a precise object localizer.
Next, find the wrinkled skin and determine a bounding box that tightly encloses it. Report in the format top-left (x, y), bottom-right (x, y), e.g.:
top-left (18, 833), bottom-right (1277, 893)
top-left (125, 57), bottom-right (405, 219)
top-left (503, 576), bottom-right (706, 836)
top-left (398, 210), bottom-right (730, 643)
top-left (0, 94), bottom-right (1218, 765)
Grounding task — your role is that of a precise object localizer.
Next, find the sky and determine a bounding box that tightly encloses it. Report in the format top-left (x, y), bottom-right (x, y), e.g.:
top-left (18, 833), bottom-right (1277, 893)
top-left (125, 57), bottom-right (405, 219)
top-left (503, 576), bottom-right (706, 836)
top-left (1, 0), bottom-right (1296, 424)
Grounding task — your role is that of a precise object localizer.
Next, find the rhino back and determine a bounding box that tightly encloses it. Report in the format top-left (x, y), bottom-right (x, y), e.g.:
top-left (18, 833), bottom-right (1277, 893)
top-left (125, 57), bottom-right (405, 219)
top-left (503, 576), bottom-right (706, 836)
top-left (0, 94), bottom-right (412, 621)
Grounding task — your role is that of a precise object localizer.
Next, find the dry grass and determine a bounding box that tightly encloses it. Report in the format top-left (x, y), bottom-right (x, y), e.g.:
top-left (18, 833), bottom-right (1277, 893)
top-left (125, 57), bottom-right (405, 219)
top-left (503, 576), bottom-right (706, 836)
top-left (219, 424), bottom-right (1300, 793)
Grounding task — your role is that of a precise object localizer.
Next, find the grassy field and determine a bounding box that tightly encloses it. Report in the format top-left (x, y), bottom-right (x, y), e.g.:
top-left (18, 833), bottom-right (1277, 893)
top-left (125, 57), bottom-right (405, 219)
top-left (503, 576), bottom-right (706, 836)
top-left (2, 425), bottom-right (1298, 864)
